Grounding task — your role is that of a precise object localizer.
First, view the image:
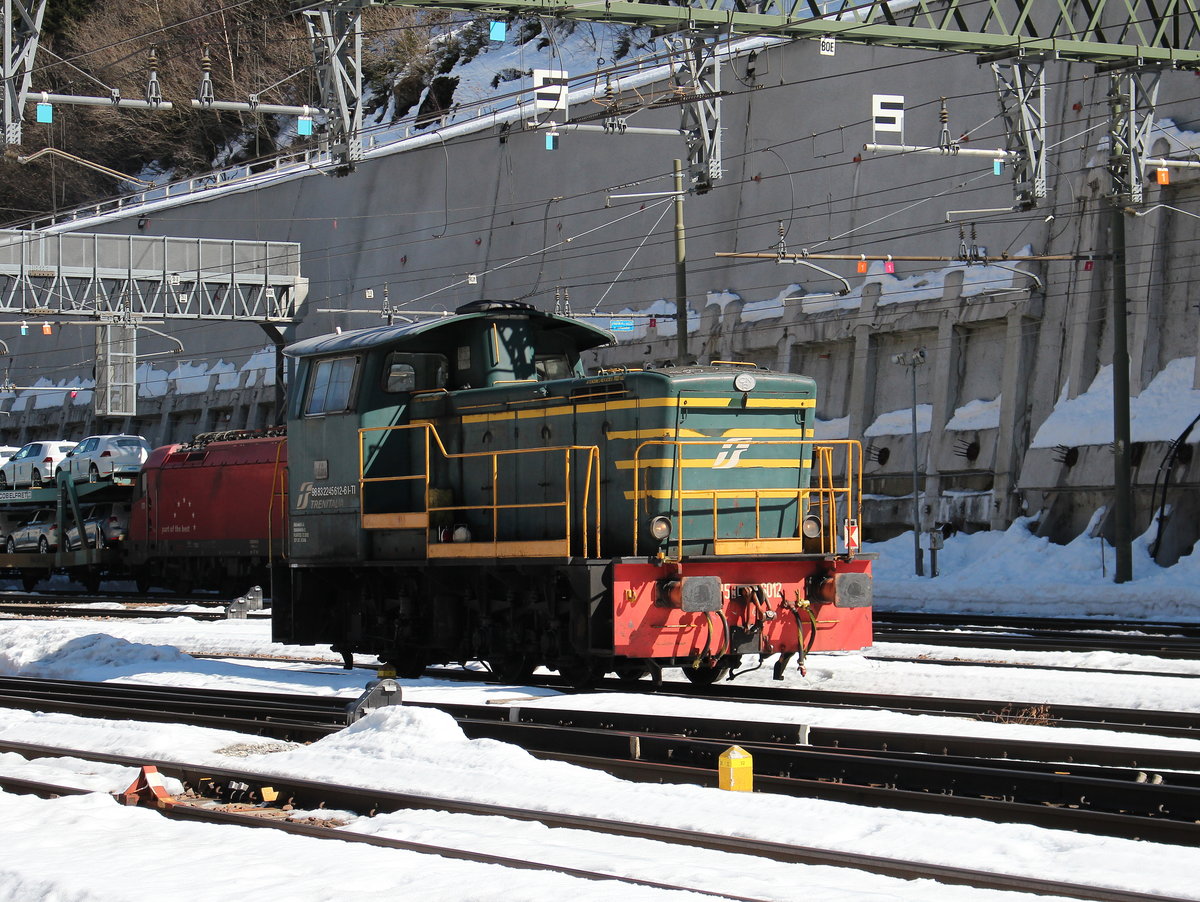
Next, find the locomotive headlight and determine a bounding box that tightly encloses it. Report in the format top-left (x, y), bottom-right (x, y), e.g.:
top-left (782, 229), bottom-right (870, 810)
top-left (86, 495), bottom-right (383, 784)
top-left (649, 515), bottom-right (673, 541)
top-left (733, 372), bottom-right (757, 393)
top-left (802, 515), bottom-right (823, 539)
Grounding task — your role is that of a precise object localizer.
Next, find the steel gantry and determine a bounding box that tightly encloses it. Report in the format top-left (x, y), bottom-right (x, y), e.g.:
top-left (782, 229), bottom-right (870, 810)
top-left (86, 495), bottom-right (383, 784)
top-left (363, 0), bottom-right (1200, 65)
top-left (0, 229), bottom-right (307, 416)
top-left (0, 230), bottom-right (305, 323)
top-left (302, 2), bottom-right (365, 171)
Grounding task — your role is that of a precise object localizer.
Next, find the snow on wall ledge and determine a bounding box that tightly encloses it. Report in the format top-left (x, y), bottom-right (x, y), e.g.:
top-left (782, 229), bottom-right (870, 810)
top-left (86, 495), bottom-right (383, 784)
top-left (866, 404), bottom-right (933, 437)
top-left (1032, 358), bottom-right (1200, 448)
top-left (1, 346), bottom-right (281, 413)
top-left (945, 396), bottom-right (1001, 432)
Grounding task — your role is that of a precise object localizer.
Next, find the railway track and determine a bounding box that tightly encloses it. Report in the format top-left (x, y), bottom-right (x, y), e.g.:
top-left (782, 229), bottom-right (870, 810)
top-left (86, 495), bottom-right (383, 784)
top-left (0, 588), bottom-right (269, 620)
top-left (0, 588), bottom-right (224, 606)
top-left (431, 668), bottom-right (1200, 741)
top-left (873, 613), bottom-right (1200, 659)
top-left (876, 612), bottom-right (1200, 638)
top-left (0, 749), bottom-right (761, 902)
top-left (2, 675), bottom-right (1198, 844)
top-left (0, 738), bottom-right (1185, 902)
top-left (860, 652), bottom-right (1200, 680)
top-left (0, 603), bottom-right (235, 621)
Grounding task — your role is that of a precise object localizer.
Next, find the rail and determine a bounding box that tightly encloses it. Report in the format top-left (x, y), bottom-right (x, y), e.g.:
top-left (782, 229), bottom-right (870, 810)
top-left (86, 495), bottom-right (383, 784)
top-left (358, 423), bottom-right (601, 559)
top-left (631, 438), bottom-right (862, 560)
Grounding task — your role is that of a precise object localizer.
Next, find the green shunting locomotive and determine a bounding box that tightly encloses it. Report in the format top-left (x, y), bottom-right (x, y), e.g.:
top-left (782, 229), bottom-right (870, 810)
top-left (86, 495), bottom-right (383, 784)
top-left (275, 300), bottom-right (872, 685)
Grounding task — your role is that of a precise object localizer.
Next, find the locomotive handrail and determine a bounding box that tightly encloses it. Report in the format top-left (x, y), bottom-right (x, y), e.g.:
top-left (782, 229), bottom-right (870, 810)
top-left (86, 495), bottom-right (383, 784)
top-left (266, 437), bottom-right (288, 562)
top-left (631, 438), bottom-right (863, 560)
top-left (358, 423), bottom-right (601, 559)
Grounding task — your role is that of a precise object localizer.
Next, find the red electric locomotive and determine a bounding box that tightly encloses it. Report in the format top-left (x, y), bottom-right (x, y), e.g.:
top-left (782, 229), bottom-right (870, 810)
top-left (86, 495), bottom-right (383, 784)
top-left (124, 432), bottom-right (288, 595)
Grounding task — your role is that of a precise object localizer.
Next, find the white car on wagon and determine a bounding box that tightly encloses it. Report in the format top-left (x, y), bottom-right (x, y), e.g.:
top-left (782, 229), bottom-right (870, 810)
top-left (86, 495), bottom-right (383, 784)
top-left (0, 440), bottom-right (77, 488)
top-left (59, 435), bottom-right (152, 483)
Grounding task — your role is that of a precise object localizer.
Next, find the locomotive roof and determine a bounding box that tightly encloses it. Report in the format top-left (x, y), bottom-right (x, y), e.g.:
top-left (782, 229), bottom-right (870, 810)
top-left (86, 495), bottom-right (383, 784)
top-left (285, 300), bottom-right (613, 358)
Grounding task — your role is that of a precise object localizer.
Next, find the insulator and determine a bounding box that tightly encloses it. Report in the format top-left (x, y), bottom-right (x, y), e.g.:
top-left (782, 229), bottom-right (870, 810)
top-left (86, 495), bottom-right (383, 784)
top-left (939, 98), bottom-right (948, 123)
top-left (146, 47), bottom-right (163, 107)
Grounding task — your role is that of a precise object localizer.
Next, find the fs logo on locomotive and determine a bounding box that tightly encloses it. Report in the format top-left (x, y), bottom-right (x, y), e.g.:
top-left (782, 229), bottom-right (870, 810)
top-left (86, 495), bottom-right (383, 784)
top-left (295, 482), bottom-right (357, 510)
top-left (712, 441), bottom-right (752, 469)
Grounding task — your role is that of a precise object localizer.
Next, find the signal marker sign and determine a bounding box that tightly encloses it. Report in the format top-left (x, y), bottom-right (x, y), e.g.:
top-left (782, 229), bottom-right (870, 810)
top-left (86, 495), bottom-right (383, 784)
top-left (844, 518), bottom-right (860, 553)
top-left (533, 69), bottom-right (569, 112)
top-left (872, 94), bottom-right (905, 143)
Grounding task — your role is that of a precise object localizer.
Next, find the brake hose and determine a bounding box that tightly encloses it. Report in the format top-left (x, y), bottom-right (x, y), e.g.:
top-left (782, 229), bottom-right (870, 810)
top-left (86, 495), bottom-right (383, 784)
top-left (783, 600), bottom-right (818, 677)
top-left (715, 609), bottom-right (730, 658)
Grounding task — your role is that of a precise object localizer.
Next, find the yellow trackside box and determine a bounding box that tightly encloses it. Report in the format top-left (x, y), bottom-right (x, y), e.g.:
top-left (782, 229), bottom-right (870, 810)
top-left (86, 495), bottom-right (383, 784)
top-left (718, 745), bottom-right (753, 792)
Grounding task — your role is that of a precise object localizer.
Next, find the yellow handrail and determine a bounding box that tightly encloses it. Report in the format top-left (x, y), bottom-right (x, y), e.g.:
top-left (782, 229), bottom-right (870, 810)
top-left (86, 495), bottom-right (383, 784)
top-left (632, 438), bottom-right (862, 559)
top-left (358, 422), bottom-right (601, 558)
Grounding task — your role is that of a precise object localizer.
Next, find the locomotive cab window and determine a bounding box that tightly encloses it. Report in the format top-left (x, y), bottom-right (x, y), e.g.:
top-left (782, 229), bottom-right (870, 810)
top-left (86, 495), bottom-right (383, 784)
top-left (384, 361), bottom-right (416, 393)
top-left (534, 354), bottom-right (571, 381)
top-left (381, 352), bottom-right (450, 393)
top-left (304, 356), bottom-right (359, 416)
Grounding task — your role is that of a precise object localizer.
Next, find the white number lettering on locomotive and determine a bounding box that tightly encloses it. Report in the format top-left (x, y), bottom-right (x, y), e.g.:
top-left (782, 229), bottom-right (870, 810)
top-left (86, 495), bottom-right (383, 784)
top-left (721, 581), bottom-right (784, 602)
top-left (295, 481), bottom-right (357, 510)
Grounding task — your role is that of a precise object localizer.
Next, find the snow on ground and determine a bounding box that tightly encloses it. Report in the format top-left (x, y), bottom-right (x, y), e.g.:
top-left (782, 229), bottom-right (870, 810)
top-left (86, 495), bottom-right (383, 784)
top-left (1, 521), bottom-right (1199, 900)
top-left (0, 702), bottom-right (1196, 902)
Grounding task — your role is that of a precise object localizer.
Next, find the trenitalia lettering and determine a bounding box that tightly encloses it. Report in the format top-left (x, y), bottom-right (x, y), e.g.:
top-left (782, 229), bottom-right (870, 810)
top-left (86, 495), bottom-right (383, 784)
top-left (711, 441), bottom-right (751, 469)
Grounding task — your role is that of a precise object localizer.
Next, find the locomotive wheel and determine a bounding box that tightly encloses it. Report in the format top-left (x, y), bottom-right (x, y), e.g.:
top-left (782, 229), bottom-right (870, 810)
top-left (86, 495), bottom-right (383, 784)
top-left (613, 660), bottom-right (651, 686)
top-left (681, 655), bottom-right (742, 686)
top-left (558, 659), bottom-right (598, 690)
top-left (490, 655), bottom-right (535, 684)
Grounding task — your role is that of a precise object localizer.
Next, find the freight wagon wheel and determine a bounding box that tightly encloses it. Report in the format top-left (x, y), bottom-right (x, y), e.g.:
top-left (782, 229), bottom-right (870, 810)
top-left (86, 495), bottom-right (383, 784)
top-left (390, 656), bottom-right (429, 680)
top-left (134, 573), bottom-right (151, 594)
top-left (81, 572), bottom-right (101, 593)
top-left (21, 572), bottom-right (38, 591)
top-left (681, 655), bottom-right (742, 686)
